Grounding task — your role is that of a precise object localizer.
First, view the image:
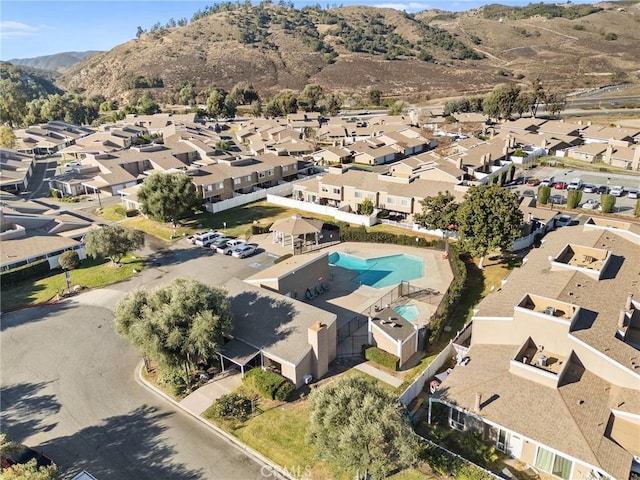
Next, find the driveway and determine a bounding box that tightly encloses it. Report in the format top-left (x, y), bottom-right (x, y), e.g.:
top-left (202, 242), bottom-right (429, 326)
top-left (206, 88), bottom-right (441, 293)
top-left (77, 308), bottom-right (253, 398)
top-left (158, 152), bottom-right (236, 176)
top-left (0, 242), bottom-right (281, 479)
top-left (0, 303), bottom-right (265, 480)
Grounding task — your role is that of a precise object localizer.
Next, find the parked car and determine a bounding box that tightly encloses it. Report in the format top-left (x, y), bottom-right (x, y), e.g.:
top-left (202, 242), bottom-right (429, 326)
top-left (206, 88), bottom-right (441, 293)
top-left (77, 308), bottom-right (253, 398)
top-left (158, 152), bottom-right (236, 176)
top-left (540, 176), bottom-right (554, 187)
top-left (609, 185), bottom-right (625, 197)
top-left (567, 179), bottom-right (583, 190)
top-left (581, 199), bottom-right (600, 210)
top-left (582, 184), bottom-right (596, 193)
top-left (231, 245), bottom-right (257, 258)
top-left (193, 230), bottom-right (224, 247)
top-left (553, 181), bottom-right (567, 190)
top-left (627, 189), bottom-right (639, 199)
top-left (526, 178), bottom-right (541, 186)
top-left (595, 185), bottom-right (609, 194)
top-left (549, 194), bottom-right (566, 205)
top-left (209, 236), bottom-right (230, 250)
top-left (216, 239), bottom-right (245, 254)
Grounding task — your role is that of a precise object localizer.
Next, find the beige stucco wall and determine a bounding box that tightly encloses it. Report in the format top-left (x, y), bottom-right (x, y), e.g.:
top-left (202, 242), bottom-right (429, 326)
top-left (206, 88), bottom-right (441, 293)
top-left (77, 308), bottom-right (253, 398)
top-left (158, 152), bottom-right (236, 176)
top-left (372, 327), bottom-right (398, 357)
top-left (521, 438), bottom-right (537, 465)
top-left (277, 257), bottom-right (329, 301)
top-left (400, 332), bottom-right (418, 367)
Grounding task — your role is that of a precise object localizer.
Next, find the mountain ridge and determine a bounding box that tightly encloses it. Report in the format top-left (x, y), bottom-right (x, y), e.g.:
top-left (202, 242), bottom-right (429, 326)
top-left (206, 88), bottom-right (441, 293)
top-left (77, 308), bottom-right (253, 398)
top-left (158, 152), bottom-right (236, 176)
top-left (8, 51), bottom-right (103, 73)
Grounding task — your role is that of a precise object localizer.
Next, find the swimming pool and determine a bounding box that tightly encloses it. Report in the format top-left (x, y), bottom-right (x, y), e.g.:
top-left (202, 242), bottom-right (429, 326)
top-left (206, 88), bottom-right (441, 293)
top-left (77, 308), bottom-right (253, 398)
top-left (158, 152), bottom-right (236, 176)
top-left (328, 252), bottom-right (424, 289)
top-left (394, 304), bottom-right (420, 323)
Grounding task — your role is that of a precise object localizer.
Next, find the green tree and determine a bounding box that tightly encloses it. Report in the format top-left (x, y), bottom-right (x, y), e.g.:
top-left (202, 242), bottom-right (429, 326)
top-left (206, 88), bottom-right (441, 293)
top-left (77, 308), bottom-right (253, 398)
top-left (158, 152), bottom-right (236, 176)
top-left (229, 82), bottom-right (259, 105)
top-left (249, 100), bottom-right (263, 117)
top-left (58, 250), bottom-right (80, 270)
top-left (528, 77), bottom-right (546, 117)
top-left (567, 189), bottom-right (582, 209)
top-left (600, 193), bottom-right (615, 213)
top-left (537, 185), bottom-right (551, 205)
top-left (115, 278), bottom-right (233, 384)
top-left (85, 225), bottom-right (144, 265)
top-left (306, 376), bottom-right (420, 480)
top-left (506, 163), bottom-right (516, 183)
top-left (1, 459), bottom-right (60, 480)
top-left (359, 197), bottom-right (374, 215)
top-left (368, 88), bottom-right (382, 106)
top-left (205, 88), bottom-right (230, 118)
top-left (137, 172), bottom-right (201, 227)
top-left (135, 93), bottom-right (161, 115)
top-left (265, 90), bottom-right (298, 118)
top-left (545, 91), bottom-right (566, 117)
top-left (415, 191), bottom-right (459, 235)
top-left (456, 185), bottom-right (523, 268)
top-left (388, 100), bottom-right (405, 116)
top-left (323, 93), bottom-right (342, 116)
top-left (635, 199), bottom-right (640, 218)
top-left (483, 83), bottom-right (521, 120)
top-left (0, 125), bottom-right (17, 148)
top-left (299, 83), bottom-right (324, 112)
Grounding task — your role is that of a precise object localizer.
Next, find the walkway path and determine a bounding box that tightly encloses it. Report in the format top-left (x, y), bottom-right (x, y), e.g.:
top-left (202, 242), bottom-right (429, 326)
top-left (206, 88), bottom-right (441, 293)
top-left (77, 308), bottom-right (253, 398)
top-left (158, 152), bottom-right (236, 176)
top-left (355, 362), bottom-right (404, 388)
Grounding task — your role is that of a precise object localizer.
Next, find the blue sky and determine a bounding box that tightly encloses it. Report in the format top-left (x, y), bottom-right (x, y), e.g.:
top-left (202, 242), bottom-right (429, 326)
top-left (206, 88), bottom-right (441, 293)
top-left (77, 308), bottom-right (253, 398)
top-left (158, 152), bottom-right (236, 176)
top-left (1, 0), bottom-right (596, 60)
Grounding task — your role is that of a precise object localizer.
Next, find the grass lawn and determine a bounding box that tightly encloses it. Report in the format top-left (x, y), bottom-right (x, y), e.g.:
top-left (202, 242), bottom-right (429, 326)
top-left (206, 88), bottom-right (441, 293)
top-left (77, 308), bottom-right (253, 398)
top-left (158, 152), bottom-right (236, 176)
top-left (1, 254), bottom-right (144, 312)
top-left (480, 255), bottom-right (522, 296)
top-left (98, 204), bottom-right (127, 221)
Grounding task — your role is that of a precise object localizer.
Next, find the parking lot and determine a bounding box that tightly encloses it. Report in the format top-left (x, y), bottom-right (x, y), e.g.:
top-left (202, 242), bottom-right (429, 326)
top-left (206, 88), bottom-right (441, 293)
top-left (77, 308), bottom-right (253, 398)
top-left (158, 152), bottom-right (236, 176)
top-left (510, 166), bottom-right (640, 216)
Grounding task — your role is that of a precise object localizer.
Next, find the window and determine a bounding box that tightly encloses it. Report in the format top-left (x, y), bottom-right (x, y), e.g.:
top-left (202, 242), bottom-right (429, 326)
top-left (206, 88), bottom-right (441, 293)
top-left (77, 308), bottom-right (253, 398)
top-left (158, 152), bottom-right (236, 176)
top-left (283, 165), bottom-right (289, 172)
top-left (268, 169), bottom-right (274, 176)
top-left (259, 172), bottom-right (266, 179)
top-left (535, 446), bottom-right (572, 480)
top-left (387, 197), bottom-right (395, 204)
top-left (400, 199), bottom-right (409, 207)
top-left (333, 188), bottom-right (340, 194)
top-left (216, 182), bottom-right (223, 190)
top-left (234, 178), bottom-right (241, 185)
top-left (321, 186), bottom-right (329, 193)
top-left (245, 175), bottom-right (252, 182)
top-left (450, 408), bottom-right (466, 430)
top-left (497, 430), bottom-right (507, 452)
top-left (366, 193), bottom-right (375, 200)
top-left (206, 185), bottom-right (213, 191)
top-left (354, 191), bottom-right (362, 199)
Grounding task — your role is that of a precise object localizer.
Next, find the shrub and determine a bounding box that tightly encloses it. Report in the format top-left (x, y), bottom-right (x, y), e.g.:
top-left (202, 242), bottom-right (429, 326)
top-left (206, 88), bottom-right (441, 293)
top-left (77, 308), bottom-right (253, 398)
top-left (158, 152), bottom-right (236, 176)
top-left (160, 368), bottom-right (188, 396)
top-left (573, 24), bottom-right (585, 30)
top-left (125, 209), bottom-right (139, 217)
top-left (58, 250), bottom-right (80, 270)
top-left (537, 186), bottom-right (551, 205)
top-left (243, 368), bottom-right (288, 400)
top-left (600, 194), bottom-right (616, 213)
top-left (51, 190), bottom-right (62, 198)
top-left (635, 199), bottom-right (640, 218)
top-left (0, 259), bottom-right (50, 289)
top-left (274, 380), bottom-right (295, 401)
top-left (364, 345), bottom-right (399, 371)
top-left (567, 189), bottom-right (582, 209)
top-left (604, 32), bottom-right (618, 41)
top-left (337, 223), bottom-right (444, 249)
top-left (251, 223), bottom-right (273, 235)
top-left (205, 393), bottom-right (253, 422)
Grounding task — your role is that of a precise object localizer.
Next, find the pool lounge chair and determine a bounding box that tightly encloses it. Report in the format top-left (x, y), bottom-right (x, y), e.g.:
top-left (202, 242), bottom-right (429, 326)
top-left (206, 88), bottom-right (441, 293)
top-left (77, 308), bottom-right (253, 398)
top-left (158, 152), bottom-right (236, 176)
top-left (306, 288), bottom-right (317, 301)
top-left (321, 282), bottom-right (330, 291)
top-left (315, 284), bottom-right (324, 295)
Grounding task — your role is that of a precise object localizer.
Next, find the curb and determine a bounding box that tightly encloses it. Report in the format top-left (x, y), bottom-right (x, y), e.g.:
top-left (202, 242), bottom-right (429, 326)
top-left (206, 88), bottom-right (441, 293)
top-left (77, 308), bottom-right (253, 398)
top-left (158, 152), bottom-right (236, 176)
top-left (134, 362), bottom-right (295, 480)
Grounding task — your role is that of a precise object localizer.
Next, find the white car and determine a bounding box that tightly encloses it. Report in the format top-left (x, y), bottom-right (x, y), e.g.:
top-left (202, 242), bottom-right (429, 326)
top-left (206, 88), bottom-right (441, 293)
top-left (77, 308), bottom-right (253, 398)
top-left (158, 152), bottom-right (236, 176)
top-left (581, 199), bottom-right (600, 210)
top-left (627, 189), bottom-right (639, 199)
top-left (193, 231), bottom-right (224, 247)
top-left (609, 186), bottom-right (625, 197)
top-left (231, 245), bottom-right (257, 259)
top-left (582, 184), bottom-right (596, 193)
top-left (216, 239), bottom-right (245, 254)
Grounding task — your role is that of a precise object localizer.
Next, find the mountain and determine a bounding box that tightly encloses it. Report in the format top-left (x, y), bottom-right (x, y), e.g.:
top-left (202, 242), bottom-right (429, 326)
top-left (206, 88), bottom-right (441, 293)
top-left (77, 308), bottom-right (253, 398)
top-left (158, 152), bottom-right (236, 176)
top-left (8, 51), bottom-right (102, 73)
top-left (58, 3), bottom-right (640, 103)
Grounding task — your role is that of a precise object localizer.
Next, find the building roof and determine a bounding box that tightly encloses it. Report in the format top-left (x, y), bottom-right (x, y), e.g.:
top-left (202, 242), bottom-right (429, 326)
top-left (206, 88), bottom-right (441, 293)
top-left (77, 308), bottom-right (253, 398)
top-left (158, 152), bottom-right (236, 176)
top-left (437, 344), bottom-right (633, 480)
top-left (269, 215), bottom-right (323, 236)
top-left (223, 278), bottom-right (336, 366)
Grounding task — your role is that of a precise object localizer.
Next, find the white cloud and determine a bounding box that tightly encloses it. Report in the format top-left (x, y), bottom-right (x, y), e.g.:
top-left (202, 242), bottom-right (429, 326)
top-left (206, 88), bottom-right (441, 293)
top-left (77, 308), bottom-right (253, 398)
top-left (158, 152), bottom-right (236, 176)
top-left (0, 21), bottom-right (42, 39)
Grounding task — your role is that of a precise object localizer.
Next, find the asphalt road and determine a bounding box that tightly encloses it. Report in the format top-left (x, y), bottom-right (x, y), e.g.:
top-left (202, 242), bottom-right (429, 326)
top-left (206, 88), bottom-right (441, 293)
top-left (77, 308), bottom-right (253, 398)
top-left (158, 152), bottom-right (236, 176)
top-left (0, 245), bottom-right (278, 480)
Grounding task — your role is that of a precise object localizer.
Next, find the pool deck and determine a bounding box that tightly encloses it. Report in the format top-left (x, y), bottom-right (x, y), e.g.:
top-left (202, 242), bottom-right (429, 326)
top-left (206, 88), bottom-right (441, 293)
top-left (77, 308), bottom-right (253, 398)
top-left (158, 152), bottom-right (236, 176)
top-left (300, 242), bottom-right (454, 330)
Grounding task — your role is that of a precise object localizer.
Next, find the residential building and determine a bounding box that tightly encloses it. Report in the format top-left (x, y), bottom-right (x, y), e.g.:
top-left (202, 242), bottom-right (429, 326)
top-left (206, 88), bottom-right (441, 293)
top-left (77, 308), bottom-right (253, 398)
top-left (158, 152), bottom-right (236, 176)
top-left (0, 148), bottom-right (36, 192)
top-left (429, 218), bottom-right (640, 480)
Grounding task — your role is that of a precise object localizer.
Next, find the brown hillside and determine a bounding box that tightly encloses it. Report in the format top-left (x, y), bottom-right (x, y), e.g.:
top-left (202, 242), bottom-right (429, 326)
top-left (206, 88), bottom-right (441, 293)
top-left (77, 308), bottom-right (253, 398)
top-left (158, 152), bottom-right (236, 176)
top-left (59, 3), bottom-right (640, 103)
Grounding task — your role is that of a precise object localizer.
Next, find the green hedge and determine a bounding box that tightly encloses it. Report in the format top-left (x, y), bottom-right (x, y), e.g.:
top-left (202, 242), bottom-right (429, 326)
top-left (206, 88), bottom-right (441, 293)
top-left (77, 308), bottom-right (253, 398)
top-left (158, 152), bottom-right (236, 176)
top-left (125, 209), bottom-right (139, 217)
top-left (274, 380), bottom-right (295, 401)
top-left (336, 223), bottom-right (445, 249)
top-left (204, 393), bottom-right (253, 422)
top-left (364, 345), bottom-right (399, 371)
top-left (428, 243), bottom-right (467, 344)
top-left (0, 259), bottom-right (51, 288)
top-left (243, 368), bottom-right (293, 400)
top-left (601, 194), bottom-right (616, 214)
top-left (251, 223), bottom-right (273, 235)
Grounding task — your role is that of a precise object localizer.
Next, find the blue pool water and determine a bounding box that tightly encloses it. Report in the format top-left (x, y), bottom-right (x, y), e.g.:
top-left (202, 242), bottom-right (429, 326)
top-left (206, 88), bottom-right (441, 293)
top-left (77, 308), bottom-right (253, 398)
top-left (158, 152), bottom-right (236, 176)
top-left (394, 304), bottom-right (420, 323)
top-left (328, 252), bottom-right (424, 288)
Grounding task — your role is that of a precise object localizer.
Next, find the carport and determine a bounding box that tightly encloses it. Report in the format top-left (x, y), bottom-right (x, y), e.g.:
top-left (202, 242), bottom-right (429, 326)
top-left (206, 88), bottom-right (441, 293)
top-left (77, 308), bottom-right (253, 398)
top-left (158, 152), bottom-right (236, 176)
top-left (218, 338), bottom-right (262, 377)
top-left (269, 215), bottom-right (323, 253)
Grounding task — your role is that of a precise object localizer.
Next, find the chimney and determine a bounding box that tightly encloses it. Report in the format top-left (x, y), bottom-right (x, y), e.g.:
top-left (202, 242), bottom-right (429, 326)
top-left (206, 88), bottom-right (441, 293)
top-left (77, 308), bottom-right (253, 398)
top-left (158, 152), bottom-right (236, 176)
top-left (474, 392), bottom-right (482, 413)
top-left (626, 294), bottom-right (634, 311)
top-left (618, 310), bottom-right (627, 330)
top-left (308, 321), bottom-right (330, 380)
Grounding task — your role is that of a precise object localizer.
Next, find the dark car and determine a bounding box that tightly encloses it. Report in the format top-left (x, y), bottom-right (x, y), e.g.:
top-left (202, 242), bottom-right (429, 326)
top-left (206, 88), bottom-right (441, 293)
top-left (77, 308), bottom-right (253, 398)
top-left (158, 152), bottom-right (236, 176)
top-left (596, 185), bottom-right (609, 194)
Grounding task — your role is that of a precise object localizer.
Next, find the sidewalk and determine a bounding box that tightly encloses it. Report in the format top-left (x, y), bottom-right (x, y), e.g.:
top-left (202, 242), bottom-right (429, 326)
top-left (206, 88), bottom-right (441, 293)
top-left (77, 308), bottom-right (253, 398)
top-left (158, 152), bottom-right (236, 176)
top-left (355, 361), bottom-right (404, 388)
top-left (135, 364), bottom-right (295, 480)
